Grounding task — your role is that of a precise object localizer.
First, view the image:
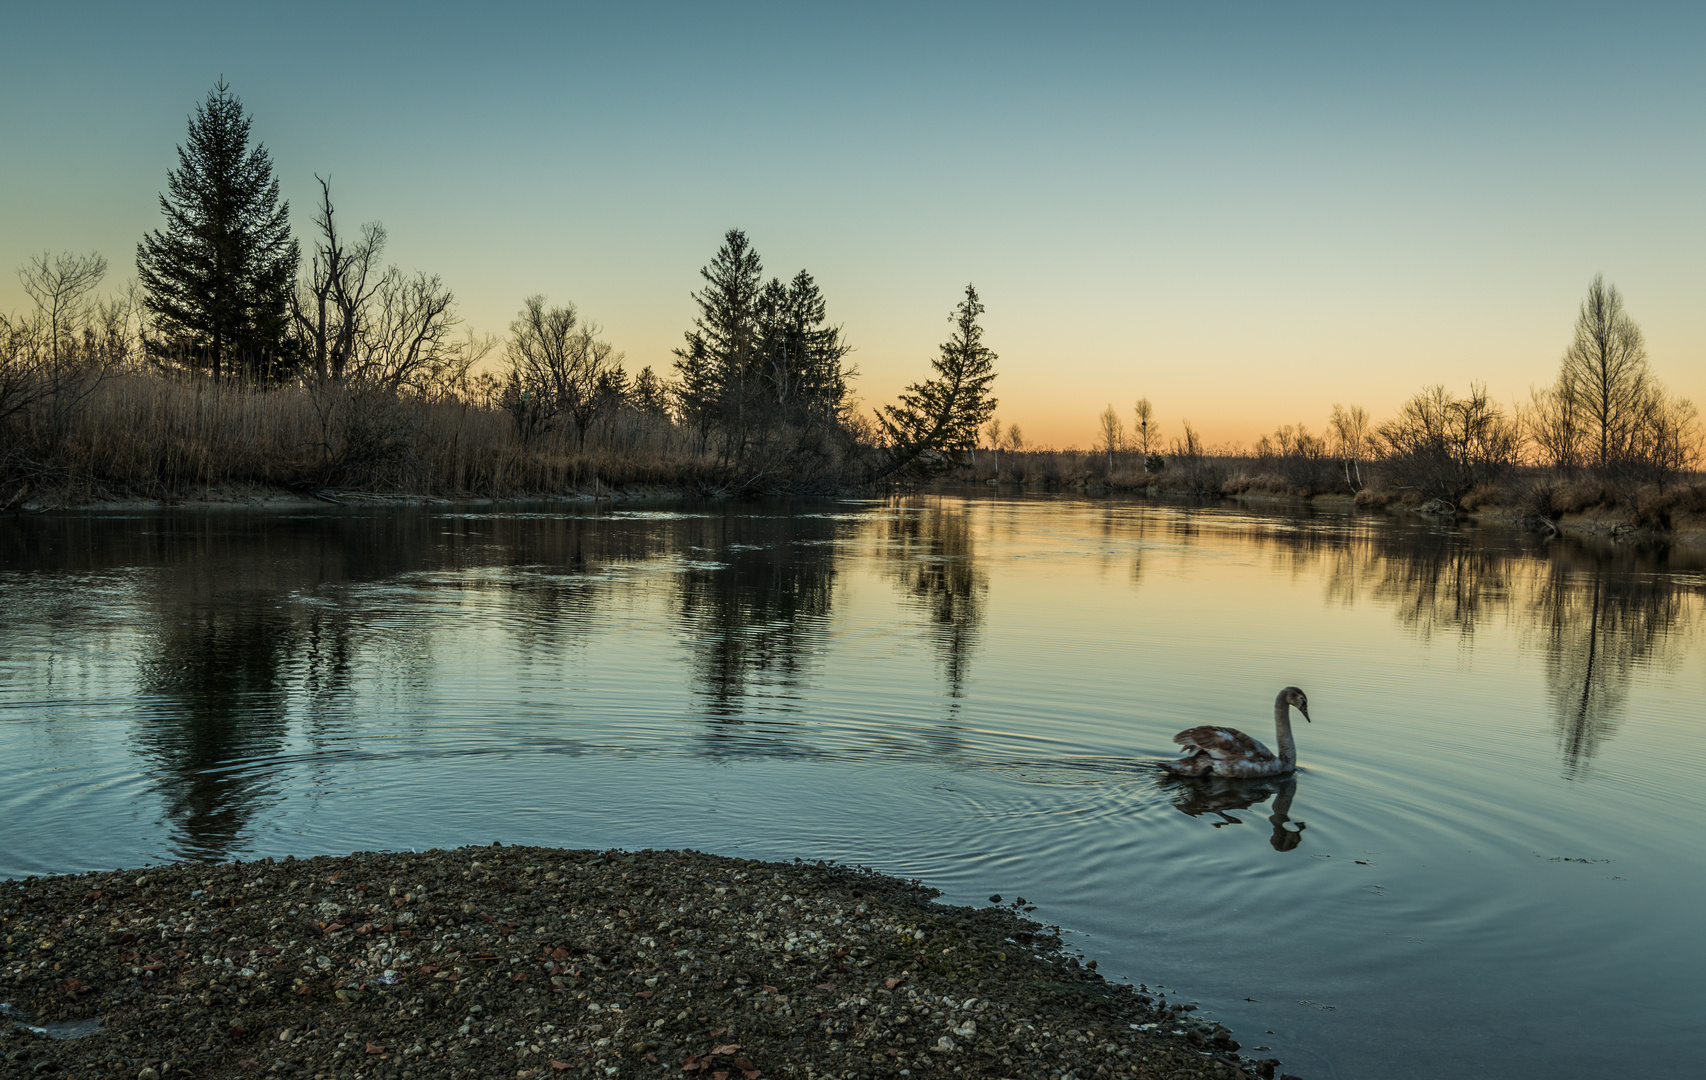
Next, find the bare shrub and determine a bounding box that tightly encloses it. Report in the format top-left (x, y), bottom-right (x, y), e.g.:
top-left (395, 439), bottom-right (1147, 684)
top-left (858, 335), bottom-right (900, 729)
top-left (1375, 384), bottom-right (1520, 503)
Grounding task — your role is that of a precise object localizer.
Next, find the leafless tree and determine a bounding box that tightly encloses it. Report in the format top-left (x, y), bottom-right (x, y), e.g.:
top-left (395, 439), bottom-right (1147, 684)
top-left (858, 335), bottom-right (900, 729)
top-left (1097, 404), bottom-right (1124, 471)
top-left (1528, 276), bottom-right (1698, 478)
top-left (1133, 397), bottom-right (1155, 456)
top-left (1171, 419), bottom-right (1203, 459)
top-left (356, 269), bottom-right (491, 396)
top-left (292, 177), bottom-right (385, 382)
top-left (1328, 403), bottom-right (1373, 491)
top-left (504, 296), bottom-right (622, 448)
top-left (1377, 384), bottom-right (1520, 501)
top-left (1522, 382), bottom-right (1584, 471)
top-left (20, 251), bottom-right (107, 367)
top-left (2, 252), bottom-right (123, 435)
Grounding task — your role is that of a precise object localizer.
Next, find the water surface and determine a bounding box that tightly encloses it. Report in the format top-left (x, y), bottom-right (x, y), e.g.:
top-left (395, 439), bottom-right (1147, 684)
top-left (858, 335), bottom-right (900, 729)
top-left (2, 495), bottom-right (1702, 1080)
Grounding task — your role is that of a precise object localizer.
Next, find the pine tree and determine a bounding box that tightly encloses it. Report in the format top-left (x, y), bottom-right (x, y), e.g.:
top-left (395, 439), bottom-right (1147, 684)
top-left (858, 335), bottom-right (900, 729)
top-left (755, 269), bottom-right (852, 420)
top-left (672, 229), bottom-right (763, 433)
top-left (136, 80), bottom-right (299, 381)
top-left (876, 285), bottom-right (999, 478)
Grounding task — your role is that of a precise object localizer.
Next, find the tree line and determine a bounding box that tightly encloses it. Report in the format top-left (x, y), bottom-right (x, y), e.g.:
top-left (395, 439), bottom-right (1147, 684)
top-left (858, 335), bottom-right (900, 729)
top-left (1076, 275), bottom-right (1698, 506)
top-left (1, 81), bottom-right (1000, 498)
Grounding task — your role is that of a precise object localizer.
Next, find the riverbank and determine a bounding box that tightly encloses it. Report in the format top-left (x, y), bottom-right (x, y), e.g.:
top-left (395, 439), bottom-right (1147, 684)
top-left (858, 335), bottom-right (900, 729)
top-left (1, 847), bottom-right (1278, 1080)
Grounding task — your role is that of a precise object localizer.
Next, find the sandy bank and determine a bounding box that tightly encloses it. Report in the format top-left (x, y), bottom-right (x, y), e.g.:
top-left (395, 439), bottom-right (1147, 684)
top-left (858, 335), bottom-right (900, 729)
top-left (2, 846), bottom-right (1283, 1080)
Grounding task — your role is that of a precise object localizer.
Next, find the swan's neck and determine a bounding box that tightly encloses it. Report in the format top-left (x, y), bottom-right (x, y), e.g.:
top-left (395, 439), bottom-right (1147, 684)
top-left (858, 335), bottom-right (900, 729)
top-left (1273, 692), bottom-right (1298, 765)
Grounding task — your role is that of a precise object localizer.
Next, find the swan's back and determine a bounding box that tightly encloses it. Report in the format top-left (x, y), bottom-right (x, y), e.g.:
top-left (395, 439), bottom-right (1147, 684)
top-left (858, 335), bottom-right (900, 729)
top-left (1172, 726), bottom-right (1275, 763)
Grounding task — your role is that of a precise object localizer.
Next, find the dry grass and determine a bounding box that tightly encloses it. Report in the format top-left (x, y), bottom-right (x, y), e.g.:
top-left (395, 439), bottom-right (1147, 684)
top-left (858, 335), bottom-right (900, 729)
top-left (1, 371), bottom-right (845, 506)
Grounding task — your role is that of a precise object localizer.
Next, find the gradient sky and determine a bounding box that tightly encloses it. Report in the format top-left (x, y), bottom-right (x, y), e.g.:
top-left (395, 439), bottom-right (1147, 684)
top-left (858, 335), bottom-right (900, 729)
top-left (3, 2), bottom-right (1702, 449)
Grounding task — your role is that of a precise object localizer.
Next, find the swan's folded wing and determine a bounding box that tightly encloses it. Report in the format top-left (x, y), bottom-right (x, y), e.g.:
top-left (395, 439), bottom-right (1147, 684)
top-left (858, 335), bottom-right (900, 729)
top-left (1172, 726), bottom-right (1274, 761)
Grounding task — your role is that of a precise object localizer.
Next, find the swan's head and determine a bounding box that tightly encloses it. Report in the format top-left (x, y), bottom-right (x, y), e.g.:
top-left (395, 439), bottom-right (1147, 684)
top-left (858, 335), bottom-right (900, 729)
top-left (1283, 686), bottom-right (1311, 722)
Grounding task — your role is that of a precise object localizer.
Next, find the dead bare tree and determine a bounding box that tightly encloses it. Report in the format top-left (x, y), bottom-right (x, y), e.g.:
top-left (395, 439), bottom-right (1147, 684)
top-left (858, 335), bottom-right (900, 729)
top-left (292, 177), bottom-right (385, 382)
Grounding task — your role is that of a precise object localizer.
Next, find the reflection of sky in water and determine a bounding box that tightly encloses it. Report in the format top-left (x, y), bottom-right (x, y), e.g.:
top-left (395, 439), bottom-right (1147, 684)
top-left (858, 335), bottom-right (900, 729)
top-left (1, 496), bottom-right (1703, 1080)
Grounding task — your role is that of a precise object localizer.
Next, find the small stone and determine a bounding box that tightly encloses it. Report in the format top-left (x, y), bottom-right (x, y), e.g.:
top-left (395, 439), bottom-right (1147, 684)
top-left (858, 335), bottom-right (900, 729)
top-left (933, 1036), bottom-right (955, 1052)
top-left (138, 1070), bottom-right (160, 1080)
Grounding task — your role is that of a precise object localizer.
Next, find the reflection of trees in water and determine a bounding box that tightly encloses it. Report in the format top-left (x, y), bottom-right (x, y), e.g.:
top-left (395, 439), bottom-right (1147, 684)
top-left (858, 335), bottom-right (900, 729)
top-left (135, 595), bottom-right (298, 862)
top-left (1525, 551), bottom-right (1691, 778)
top-left (674, 510), bottom-right (840, 720)
top-left (1247, 512), bottom-right (1700, 773)
top-left (882, 501), bottom-right (987, 698)
top-left (1368, 542), bottom-right (1514, 642)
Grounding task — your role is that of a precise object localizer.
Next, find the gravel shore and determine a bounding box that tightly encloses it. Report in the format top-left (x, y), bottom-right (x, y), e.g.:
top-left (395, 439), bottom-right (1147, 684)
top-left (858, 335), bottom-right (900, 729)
top-left (2, 846), bottom-right (1284, 1080)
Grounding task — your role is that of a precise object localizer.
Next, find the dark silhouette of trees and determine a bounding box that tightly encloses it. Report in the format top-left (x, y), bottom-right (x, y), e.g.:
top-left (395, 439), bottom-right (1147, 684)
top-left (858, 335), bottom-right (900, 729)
top-left (136, 81), bottom-right (298, 382)
top-left (672, 230), bottom-right (855, 469)
top-left (1376, 384), bottom-right (1520, 502)
top-left (674, 229), bottom-right (764, 447)
top-left (875, 284), bottom-right (999, 479)
top-left (1525, 276), bottom-right (1698, 478)
top-left (292, 177), bottom-right (487, 397)
top-left (502, 296), bottom-right (622, 448)
top-left (292, 176), bottom-right (384, 383)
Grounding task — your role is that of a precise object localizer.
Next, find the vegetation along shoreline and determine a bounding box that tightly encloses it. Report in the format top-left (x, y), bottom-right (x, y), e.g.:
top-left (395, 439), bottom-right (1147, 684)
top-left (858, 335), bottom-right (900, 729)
top-left (2, 846), bottom-right (1286, 1080)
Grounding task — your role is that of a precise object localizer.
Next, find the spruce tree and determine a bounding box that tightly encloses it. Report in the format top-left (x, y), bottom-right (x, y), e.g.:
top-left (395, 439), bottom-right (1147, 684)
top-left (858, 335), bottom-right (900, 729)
top-left (137, 80), bottom-right (299, 381)
top-left (876, 284), bottom-right (999, 478)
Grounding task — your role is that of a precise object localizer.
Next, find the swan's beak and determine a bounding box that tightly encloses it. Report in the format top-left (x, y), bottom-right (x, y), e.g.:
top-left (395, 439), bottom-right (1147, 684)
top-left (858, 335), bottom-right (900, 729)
top-left (1300, 704), bottom-right (1312, 723)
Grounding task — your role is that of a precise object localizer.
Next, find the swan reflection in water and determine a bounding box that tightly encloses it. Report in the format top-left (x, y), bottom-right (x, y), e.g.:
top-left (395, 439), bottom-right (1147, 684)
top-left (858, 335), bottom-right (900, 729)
top-left (1159, 774), bottom-right (1306, 852)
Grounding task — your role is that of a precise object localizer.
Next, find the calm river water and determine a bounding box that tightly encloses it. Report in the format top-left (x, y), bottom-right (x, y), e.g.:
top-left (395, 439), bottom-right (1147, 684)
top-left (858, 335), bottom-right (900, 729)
top-left (2, 495), bottom-right (1702, 1079)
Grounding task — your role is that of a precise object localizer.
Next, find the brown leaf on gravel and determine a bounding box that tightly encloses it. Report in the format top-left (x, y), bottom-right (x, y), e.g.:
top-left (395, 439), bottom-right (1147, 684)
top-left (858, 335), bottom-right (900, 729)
top-left (550, 1061), bottom-right (571, 1072)
top-left (708, 1027), bottom-right (728, 1038)
top-left (119, 932), bottom-right (137, 944)
top-left (645, 1052), bottom-right (659, 1063)
top-left (230, 1021), bottom-right (246, 1037)
top-left (547, 947), bottom-right (572, 960)
top-left (885, 976), bottom-right (906, 989)
top-left (366, 1042), bottom-right (385, 1054)
top-left (142, 962), bottom-right (166, 972)
top-left (327, 873), bottom-right (343, 882)
top-left (711, 1043), bottom-right (741, 1056)
top-left (295, 984), bottom-right (312, 996)
top-left (814, 983), bottom-right (835, 990)
top-left (761, 984), bottom-right (778, 993)
top-left (511, 972), bottom-right (528, 983)
top-left (118, 950), bottom-right (139, 963)
top-left (635, 990), bottom-right (653, 999)
top-left (255, 945), bottom-right (279, 955)
top-left (238, 1058), bottom-right (257, 1069)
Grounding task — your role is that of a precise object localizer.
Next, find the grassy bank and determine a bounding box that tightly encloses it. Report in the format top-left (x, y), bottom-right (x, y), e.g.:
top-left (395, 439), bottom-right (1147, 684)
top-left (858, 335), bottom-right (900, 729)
top-left (1, 372), bottom-right (869, 510)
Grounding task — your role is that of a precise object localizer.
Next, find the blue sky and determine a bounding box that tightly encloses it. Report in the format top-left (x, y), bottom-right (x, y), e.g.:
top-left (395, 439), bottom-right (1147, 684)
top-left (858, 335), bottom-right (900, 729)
top-left (3, 2), bottom-right (1701, 446)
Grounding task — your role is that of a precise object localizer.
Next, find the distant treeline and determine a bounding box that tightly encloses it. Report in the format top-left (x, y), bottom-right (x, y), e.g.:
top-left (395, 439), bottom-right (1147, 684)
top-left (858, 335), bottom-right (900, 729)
top-left (1046, 274), bottom-right (1700, 524)
top-left (0, 83), bottom-right (997, 506)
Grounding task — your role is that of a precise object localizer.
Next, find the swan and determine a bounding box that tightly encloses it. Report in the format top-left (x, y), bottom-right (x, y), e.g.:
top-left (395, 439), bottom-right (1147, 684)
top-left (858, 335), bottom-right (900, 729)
top-left (1160, 686), bottom-right (1311, 778)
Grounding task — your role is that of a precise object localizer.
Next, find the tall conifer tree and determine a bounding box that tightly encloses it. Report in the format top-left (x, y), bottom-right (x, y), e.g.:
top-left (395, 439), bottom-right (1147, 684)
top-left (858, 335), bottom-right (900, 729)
top-left (876, 284), bottom-right (999, 477)
top-left (137, 80), bottom-right (298, 381)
